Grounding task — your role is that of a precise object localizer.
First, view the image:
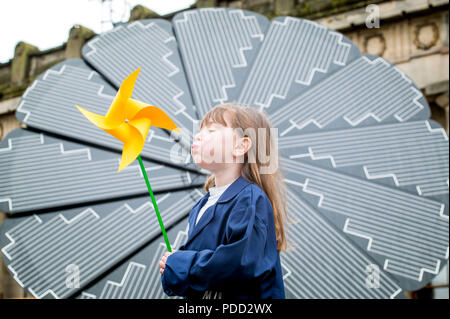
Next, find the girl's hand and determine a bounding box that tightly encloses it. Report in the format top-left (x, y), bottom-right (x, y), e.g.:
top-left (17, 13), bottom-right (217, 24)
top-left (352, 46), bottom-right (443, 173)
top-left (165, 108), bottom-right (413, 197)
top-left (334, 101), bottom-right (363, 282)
top-left (159, 250), bottom-right (176, 274)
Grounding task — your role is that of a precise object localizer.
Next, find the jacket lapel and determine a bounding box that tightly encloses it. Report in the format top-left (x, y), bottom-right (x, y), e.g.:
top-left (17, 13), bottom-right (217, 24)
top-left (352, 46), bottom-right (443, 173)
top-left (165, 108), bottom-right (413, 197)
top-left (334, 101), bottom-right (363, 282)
top-left (187, 194), bottom-right (209, 239)
top-left (188, 202), bottom-right (217, 244)
top-left (183, 176), bottom-right (252, 247)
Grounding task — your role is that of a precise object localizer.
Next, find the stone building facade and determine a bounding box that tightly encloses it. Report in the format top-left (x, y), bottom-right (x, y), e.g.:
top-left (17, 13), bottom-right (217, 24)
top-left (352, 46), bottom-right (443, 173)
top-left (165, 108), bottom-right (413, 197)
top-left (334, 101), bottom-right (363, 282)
top-left (0, 0), bottom-right (448, 299)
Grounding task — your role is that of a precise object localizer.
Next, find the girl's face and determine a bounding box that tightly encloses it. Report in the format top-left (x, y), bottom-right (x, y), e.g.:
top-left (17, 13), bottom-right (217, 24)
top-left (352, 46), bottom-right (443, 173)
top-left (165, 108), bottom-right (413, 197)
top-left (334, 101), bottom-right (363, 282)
top-left (191, 113), bottom-right (241, 171)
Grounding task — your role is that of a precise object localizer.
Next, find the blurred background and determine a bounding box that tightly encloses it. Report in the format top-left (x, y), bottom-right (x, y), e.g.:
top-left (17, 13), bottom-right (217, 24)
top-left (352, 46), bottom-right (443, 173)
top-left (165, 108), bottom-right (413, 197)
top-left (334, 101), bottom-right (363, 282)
top-left (0, 0), bottom-right (448, 299)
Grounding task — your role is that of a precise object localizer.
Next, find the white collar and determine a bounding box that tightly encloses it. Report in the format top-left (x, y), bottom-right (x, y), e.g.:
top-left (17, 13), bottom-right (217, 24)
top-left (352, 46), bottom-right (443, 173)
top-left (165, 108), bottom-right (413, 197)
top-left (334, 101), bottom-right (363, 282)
top-left (209, 182), bottom-right (232, 196)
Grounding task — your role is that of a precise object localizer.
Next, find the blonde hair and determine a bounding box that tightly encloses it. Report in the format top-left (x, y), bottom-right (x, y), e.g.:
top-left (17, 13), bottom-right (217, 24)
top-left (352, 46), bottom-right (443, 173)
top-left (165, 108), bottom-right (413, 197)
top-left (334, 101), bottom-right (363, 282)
top-left (200, 102), bottom-right (290, 252)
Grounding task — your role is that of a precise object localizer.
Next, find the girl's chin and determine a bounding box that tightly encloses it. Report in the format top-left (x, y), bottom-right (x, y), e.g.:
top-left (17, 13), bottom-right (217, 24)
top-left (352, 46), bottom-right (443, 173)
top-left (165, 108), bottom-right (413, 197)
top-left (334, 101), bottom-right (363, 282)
top-left (192, 158), bottom-right (216, 170)
top-left (192, 157), bottom-right (207, 167)
top-left (192, 155), bottom-right (205, 167)
top-left (194, 162), bottom-right (209, 171)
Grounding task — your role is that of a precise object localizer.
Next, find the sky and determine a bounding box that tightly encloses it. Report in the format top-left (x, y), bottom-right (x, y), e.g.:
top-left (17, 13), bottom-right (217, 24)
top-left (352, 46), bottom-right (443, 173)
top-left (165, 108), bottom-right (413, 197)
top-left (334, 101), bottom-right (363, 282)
top-left (0, 0), bottom-right (196, 64)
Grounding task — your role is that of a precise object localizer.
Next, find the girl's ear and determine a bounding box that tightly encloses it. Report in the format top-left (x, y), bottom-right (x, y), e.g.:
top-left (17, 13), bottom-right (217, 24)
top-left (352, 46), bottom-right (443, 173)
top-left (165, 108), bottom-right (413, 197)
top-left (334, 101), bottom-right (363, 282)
top-left (234, 136), bottom-right (252, 157)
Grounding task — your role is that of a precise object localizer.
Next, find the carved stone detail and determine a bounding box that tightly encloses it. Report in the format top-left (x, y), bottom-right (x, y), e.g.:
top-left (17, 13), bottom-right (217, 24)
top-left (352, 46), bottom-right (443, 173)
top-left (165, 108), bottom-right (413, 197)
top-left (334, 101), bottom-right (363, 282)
top-left (414, 22), bottom-right (439, 50)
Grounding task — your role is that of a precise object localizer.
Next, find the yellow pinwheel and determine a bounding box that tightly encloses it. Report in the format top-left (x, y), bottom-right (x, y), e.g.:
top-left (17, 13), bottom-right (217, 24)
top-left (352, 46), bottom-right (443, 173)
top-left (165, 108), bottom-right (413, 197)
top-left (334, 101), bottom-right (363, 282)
top-left (75, 67), bottom-right (179, 252)
top-left (75, 67), bottom-right (181, 172)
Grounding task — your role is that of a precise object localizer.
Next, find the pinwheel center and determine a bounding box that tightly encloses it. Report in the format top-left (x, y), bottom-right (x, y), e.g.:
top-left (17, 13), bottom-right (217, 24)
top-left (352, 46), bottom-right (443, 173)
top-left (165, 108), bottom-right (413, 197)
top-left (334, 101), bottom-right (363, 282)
top-left (125, 118), bottom-right (129, 123)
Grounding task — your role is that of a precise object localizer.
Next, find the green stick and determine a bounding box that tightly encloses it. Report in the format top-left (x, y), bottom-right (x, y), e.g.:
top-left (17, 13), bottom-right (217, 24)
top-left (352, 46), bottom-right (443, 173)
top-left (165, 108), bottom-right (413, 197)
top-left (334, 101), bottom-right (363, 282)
top-left (137, 155), bottom-right (172, 252)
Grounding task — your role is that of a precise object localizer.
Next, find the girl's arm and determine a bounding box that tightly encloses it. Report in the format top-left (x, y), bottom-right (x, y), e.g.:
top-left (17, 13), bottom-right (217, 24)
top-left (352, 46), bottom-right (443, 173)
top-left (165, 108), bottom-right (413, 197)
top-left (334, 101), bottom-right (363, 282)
top-left (161, 190), bottom-right (272, 296)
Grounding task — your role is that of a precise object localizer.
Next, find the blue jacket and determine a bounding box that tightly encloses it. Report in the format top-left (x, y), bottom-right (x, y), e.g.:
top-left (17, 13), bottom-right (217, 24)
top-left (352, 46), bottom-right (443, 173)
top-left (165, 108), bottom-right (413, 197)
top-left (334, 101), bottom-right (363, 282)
top-left (161, 175), bottom-right (285, 299)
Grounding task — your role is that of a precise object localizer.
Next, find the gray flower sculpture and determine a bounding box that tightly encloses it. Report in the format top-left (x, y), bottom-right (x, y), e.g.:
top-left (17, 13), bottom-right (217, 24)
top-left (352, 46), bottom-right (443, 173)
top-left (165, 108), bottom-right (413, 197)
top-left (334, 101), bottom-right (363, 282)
top-left (0, 8), bottom-right (448, 299)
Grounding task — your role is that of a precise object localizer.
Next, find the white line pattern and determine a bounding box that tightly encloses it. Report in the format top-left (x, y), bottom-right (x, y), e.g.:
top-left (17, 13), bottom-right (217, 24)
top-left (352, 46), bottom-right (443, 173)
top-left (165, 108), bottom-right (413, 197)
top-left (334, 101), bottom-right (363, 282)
top-left (280, 120), bottom-right (449, 197)
top-left (0, 132), bottom-right (194, 213)
top-left (2, 191), bottom-right (199, 298)
top-left (282, 157), bottom-right (448, 283)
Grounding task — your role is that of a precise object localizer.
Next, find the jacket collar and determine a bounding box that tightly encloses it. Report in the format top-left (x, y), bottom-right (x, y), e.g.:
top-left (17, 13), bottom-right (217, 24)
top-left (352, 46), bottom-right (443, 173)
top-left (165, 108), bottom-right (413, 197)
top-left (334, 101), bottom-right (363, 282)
top-left (216, 175), bottom-right (251, 203)
top-left (185, 176), bottom-right (251, 245)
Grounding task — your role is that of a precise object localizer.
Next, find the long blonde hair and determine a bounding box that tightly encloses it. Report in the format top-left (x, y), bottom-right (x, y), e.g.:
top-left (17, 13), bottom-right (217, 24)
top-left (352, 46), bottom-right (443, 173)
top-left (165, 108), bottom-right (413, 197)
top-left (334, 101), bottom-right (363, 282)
top-left (199, 102), bottom-right (290, 252)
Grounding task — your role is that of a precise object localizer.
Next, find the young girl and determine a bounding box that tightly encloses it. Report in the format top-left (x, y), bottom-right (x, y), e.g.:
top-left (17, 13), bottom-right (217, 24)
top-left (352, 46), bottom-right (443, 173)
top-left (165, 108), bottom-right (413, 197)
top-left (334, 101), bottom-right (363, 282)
top-left (159, 102), bottom-right (288, 299)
